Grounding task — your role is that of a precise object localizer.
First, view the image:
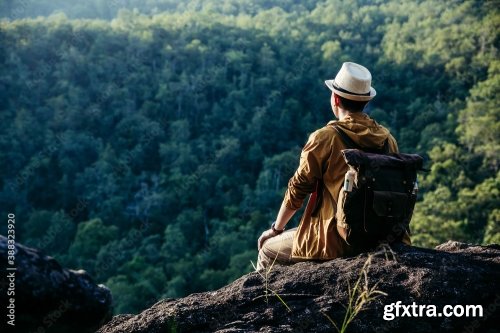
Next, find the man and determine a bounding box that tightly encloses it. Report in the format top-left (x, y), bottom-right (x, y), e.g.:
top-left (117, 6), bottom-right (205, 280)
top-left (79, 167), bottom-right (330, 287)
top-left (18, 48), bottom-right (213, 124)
top-left (256, 62), bottom-right (405, 270)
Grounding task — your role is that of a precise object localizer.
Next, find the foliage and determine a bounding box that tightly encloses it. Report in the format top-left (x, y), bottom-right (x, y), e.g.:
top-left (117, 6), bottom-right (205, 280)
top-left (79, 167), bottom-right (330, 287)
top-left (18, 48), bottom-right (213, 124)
top-left (0, 0), bottom-right (498, 314)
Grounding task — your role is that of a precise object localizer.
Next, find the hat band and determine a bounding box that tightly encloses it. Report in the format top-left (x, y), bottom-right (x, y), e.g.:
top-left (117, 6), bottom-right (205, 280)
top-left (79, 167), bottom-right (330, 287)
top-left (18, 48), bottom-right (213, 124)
top-left (333, 81), bottom-right (370, 96)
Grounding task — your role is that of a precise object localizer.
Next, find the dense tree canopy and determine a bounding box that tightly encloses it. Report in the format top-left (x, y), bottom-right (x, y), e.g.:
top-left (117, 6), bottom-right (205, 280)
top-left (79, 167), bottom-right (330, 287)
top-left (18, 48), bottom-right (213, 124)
top-left (0, 0), bottom-right (498, 314)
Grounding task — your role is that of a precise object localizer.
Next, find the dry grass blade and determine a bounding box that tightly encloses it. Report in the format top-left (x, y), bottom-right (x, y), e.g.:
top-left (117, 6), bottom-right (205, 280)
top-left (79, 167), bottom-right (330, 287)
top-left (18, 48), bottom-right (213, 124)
top-left (251, 237), bottom-right (292, 312)
top-left (326, 253), bottom-right (388, 333)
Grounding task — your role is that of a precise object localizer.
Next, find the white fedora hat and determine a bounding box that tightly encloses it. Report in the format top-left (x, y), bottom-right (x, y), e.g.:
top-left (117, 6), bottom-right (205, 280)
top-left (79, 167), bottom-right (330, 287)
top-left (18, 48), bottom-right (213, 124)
top-left (324, 62), bottom-right (376, 101)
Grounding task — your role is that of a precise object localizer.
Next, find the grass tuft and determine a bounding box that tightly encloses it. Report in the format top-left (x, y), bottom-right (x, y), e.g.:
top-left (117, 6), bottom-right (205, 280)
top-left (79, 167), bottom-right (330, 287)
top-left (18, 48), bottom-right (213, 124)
top-left (323, 251), bottom-right (389, 333)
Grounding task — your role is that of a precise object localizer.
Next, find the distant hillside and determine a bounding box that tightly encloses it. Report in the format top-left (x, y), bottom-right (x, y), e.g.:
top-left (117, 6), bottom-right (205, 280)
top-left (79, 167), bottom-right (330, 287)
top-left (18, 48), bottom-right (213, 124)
top-left (0, 0), bottom-right (498, 314)
top-left (1, 0), bottom-right (315, 20)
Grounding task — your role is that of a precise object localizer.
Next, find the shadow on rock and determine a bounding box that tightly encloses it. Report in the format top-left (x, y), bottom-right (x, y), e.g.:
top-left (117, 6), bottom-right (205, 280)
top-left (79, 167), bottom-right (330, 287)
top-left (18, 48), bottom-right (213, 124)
top-left (0, 235), bottom-right (112, 333)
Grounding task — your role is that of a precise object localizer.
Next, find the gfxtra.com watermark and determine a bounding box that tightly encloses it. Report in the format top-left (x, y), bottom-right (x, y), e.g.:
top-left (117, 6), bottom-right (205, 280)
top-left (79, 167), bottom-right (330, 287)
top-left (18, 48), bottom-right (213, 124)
top-left (383, 301), bottom-right (483, 321)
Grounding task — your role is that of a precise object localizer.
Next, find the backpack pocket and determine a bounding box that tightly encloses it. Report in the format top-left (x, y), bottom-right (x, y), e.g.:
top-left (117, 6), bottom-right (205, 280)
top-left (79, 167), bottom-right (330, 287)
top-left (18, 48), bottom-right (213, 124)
top-left (369, 190), bottom-right (411, 243)
top-left (372, 191), bottom-right (408, 218)
top-left (336, 186), bottom-right (365, 246)
top-left (336, 187), bottom-right (350, 241)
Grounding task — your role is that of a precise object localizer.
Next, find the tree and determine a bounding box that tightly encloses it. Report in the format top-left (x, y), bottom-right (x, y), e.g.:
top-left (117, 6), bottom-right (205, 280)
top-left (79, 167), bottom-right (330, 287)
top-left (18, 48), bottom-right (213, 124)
top-left (67, 218), bottom-right (118, 273)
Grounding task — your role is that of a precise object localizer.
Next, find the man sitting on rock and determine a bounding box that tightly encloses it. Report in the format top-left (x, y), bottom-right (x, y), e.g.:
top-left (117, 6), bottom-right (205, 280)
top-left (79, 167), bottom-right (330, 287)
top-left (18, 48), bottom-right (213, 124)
top-left (256, 62), bottom-right (410, 270)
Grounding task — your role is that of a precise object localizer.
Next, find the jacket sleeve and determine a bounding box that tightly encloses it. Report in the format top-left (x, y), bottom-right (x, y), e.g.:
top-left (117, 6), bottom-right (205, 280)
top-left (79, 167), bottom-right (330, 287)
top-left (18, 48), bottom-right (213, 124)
top-left (388, 134), bottom-right (399, 153)
top-left (283, 129), bottom-right (331, 210)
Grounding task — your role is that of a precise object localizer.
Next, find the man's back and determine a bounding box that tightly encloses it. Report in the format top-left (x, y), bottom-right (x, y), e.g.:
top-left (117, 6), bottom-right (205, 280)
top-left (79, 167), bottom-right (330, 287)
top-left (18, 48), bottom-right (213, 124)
top-left (287, 112), bottom-right (399, 260)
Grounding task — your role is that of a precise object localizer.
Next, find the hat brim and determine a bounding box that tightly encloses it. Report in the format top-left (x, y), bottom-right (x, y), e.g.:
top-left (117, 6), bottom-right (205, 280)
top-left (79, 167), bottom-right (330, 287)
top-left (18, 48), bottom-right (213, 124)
top-left (324, 80), bottom-right (376, 102)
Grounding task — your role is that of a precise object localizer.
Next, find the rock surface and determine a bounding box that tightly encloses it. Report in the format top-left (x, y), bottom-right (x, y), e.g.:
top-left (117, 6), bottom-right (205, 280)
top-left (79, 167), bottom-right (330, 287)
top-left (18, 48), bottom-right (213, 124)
top-left (0, 235), bottom-right (112, 332)
top-left (98, 241), bottom-right (500, 333)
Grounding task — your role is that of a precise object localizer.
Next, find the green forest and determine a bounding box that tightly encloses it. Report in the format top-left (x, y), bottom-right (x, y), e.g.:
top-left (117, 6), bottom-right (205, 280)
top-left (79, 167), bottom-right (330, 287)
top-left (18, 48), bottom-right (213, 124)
top-left (0, 0), bottom-right (498, 314)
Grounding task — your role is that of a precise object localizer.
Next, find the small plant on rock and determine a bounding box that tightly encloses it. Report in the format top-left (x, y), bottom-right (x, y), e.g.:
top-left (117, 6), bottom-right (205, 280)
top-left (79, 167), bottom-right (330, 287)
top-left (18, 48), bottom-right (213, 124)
top-left (323, 253), bottom-right (388, 333)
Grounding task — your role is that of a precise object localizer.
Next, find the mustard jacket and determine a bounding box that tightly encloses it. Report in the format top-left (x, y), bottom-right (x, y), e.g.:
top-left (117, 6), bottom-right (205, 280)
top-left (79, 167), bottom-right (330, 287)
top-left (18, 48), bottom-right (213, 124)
top-left (283, 112), bottom-right (406, 260)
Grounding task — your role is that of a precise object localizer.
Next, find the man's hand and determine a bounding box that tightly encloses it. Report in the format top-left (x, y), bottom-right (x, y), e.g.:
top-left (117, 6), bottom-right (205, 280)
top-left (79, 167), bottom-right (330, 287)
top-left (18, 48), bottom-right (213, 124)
top-left (258, 229), bottom-right (277, 251)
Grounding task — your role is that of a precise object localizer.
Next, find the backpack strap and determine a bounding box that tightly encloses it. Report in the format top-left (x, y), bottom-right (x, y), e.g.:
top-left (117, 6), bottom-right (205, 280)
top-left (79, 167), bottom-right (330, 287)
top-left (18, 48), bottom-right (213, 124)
top-left (331, 124), bottom-right (389, 154)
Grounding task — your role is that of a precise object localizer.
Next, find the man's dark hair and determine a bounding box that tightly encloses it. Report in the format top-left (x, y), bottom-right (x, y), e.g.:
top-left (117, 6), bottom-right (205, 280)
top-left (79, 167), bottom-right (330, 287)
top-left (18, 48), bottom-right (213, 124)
top-left (337, 94), bottom-right (369, 113)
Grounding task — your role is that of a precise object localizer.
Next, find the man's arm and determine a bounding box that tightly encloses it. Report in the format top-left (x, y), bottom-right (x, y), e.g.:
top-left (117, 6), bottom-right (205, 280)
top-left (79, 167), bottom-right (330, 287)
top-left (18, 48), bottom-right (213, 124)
top-left (274, 202), bottom-right (296, 230)
top-left (257, 202), bottom-right (297, 250)
top-left (257, 128), bottom-right (330, 251)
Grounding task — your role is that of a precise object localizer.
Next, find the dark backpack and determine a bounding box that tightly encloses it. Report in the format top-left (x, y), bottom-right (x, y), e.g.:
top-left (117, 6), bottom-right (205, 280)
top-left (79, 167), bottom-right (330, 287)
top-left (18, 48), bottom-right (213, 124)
top-left (332, 125), bottom-right (424, 250)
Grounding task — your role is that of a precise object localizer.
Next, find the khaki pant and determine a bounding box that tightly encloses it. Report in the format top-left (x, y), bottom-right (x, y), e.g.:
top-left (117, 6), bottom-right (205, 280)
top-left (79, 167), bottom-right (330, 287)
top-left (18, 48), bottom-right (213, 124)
top-left (256, 225), bottom-right (412, 271)
top-left (256, 227), bottom-right (304, 271)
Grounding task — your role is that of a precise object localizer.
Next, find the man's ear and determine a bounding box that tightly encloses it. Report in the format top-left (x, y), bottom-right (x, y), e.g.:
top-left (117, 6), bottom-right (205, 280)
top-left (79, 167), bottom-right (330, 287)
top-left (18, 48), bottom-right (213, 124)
top-left (334, 93), bottom-right (340, 107)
